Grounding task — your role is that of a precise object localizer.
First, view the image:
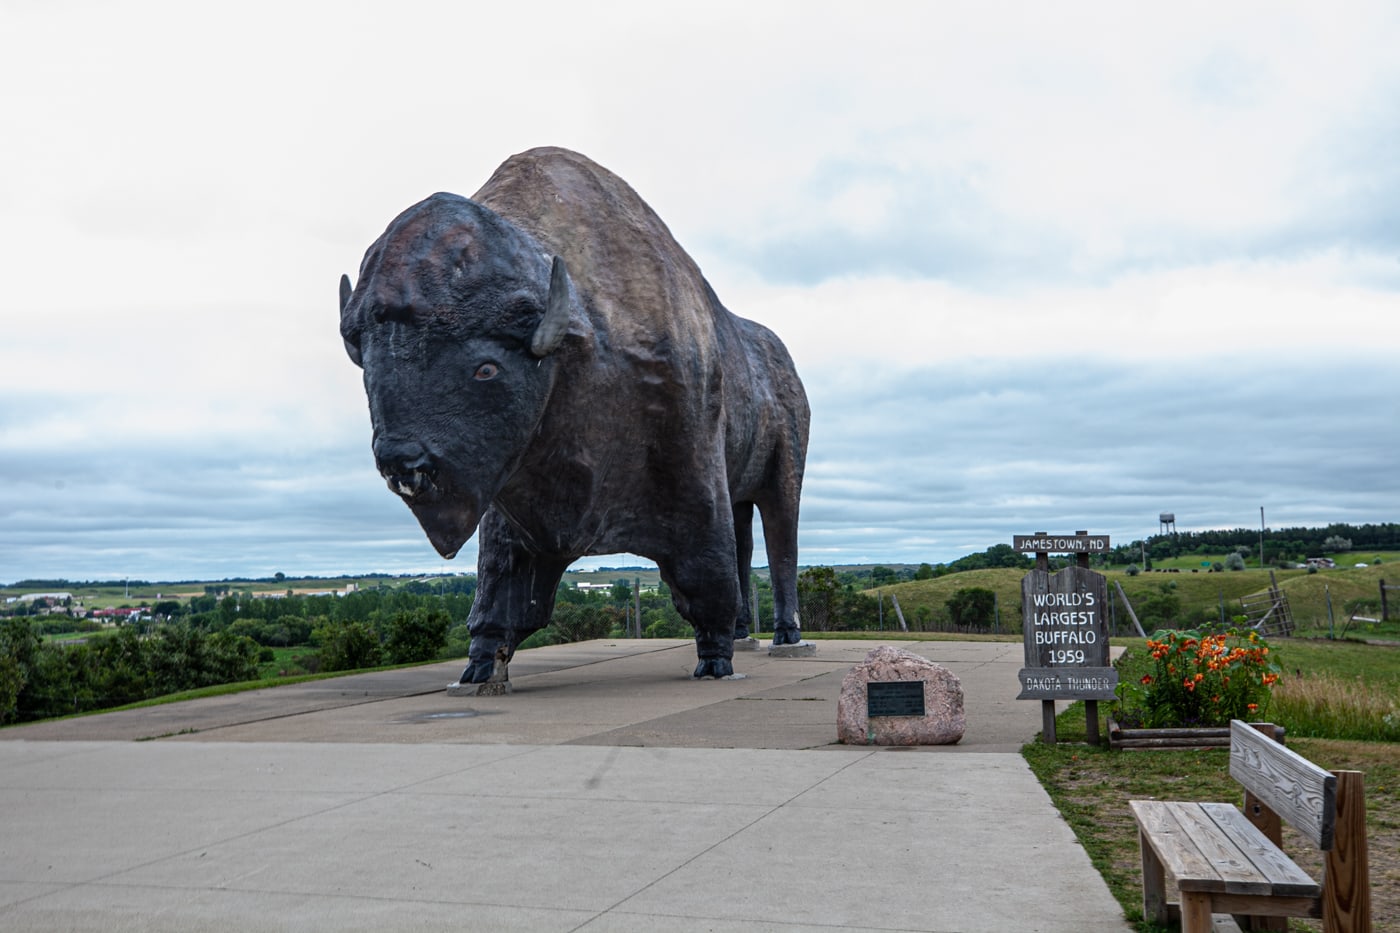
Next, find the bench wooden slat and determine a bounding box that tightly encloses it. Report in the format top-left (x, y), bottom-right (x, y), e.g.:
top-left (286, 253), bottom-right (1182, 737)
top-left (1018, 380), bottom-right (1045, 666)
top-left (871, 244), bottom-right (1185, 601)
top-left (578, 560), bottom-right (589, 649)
top-left (1130, 801), bottom-right (1233, 892)
top-left (1230, 720), bottom-right (1336, 849)
top-left (1166, 802), bottom-right (1278, 894)
top-left (1199, 802), bottom-right (1320, 896)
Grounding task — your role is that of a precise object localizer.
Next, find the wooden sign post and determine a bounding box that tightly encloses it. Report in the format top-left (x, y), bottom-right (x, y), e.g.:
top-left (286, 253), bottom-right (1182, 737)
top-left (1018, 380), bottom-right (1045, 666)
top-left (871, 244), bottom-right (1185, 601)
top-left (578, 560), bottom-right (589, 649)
top-left (1014, 531), bottom-right (1117, 744)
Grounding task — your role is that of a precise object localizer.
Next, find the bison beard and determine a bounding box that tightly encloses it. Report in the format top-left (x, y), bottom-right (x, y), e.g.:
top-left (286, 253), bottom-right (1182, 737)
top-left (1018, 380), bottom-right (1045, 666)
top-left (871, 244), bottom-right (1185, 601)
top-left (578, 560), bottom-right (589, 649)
top-left (340, 147), bottom-right (809, 682)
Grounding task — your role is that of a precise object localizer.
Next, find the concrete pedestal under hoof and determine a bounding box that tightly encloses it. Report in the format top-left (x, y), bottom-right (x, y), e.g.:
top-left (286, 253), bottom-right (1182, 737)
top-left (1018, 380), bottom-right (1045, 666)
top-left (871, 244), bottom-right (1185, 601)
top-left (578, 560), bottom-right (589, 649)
top-left (447, 680), bottom-right (512, 697)
top-left (769, 641), bottom-right (816, 658)
top-left (733, 637), bottom-right (760, 651)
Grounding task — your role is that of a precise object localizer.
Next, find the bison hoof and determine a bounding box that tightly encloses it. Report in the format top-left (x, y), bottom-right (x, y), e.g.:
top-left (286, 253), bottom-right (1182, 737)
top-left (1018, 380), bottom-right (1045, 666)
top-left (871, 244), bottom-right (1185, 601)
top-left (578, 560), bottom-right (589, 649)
top-left (733, 623), bottom-right (751, 640)
top-left (459, 658), bottom-right (495, 684)
top-left (693, 658), bottom-right (734, 679)
top-left (771, 626), bottom-right (801, 646)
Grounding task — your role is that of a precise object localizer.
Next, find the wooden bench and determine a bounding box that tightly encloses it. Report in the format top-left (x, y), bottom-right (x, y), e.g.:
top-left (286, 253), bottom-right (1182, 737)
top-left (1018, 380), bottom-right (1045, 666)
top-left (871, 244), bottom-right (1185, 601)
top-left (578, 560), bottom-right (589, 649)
top-left (1129, 720), bottom-right (1371, 932)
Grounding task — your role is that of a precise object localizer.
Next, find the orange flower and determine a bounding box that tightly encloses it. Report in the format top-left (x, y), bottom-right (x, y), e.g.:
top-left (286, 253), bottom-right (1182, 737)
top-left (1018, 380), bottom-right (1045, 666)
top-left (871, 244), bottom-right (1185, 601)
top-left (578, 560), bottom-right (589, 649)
top-left (1247, 703), bottom-right (1259, 712)
top-left (1140, 675), bottom-right (1153, 685)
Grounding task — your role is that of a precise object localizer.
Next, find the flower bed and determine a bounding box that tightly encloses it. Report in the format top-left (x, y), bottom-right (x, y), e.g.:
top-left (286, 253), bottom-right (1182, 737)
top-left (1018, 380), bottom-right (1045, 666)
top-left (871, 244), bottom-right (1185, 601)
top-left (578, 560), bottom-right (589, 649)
top-left (1112, 629), bottom-right (1282, 731)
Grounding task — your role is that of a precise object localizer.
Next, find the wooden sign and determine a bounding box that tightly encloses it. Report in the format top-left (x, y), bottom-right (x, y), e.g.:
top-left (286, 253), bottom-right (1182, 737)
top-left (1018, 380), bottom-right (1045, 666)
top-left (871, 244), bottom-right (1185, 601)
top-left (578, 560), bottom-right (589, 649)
top-left (1012, 534), bottom-right (1110, 554)
top-left (1017, 565), bottom-right (1117, 700)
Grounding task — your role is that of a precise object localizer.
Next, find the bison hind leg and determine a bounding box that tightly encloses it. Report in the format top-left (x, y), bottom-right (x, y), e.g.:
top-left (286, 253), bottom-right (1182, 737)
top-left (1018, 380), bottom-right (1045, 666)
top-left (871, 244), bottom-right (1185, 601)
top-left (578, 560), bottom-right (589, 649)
top-left (693, 657), bottom-right (734, 679)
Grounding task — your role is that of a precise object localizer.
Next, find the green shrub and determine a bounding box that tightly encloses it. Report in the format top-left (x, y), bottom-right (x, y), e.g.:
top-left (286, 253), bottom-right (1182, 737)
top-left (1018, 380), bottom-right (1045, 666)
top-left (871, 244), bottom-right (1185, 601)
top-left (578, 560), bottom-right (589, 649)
top-left (945, 587), bottom-right (996, 631)
top-left (314, 621), bottom-right (383, 672)
top-left (384, 608), bottom-right (450, 664)
top-left (1135, 583), bottom-right (1183, 631)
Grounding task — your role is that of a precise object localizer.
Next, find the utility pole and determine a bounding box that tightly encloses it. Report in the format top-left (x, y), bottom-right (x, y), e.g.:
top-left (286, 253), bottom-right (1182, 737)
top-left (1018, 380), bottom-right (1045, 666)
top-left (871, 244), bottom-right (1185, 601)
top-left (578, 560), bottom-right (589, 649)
top-left (1259, 507), bottom-right (1266, 569)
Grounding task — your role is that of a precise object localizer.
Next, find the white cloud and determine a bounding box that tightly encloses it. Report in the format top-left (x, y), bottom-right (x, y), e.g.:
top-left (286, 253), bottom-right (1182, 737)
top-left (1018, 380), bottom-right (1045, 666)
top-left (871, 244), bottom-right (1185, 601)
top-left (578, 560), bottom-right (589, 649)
top-left (1, 1), bottom-right (1397, 581)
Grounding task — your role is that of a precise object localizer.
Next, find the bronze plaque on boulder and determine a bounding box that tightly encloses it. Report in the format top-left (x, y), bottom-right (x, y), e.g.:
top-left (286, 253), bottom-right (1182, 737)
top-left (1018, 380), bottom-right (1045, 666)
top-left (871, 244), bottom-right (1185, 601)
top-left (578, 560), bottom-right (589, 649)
top-left (867, 680), bottom-right (926, 718)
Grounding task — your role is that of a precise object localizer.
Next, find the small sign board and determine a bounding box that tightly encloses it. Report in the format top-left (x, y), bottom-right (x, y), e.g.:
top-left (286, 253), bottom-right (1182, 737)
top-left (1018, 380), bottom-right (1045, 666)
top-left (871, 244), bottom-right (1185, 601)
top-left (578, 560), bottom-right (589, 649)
top-left (866, 680), bottom-right (926, 718)
top-left (1012, 534), bottom-right (1110, 554)
top-left (1017, 667), bottom-right (1118, 700)
top-left (1017, 565), bottom-right (1117, 700)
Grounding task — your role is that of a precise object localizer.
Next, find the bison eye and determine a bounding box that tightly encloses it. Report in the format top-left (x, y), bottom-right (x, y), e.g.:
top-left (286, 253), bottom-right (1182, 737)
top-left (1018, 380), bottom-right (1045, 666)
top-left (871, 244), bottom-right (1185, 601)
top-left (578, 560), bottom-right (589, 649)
top-left (474, 362), bottom-right (500, 381)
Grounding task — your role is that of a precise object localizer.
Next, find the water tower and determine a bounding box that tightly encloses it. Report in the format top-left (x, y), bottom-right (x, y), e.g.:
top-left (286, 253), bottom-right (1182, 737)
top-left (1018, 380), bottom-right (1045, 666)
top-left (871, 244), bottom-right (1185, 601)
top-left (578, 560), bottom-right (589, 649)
top-left (1159, 512), bottom-right (1176, 535)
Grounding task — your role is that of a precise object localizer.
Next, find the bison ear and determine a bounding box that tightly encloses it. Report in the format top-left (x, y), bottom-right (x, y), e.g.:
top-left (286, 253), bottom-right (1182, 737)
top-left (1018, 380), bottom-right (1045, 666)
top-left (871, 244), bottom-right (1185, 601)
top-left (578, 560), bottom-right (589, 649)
top-left (530, 255), bottom-right (572, 357)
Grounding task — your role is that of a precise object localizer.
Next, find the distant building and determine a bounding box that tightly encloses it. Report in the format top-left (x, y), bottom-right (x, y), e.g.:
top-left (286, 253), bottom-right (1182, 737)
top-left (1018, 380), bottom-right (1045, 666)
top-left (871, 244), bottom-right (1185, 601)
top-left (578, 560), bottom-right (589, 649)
top-left (6, 592), bottom-right (73, 605)
top-left (1305, 557), bottom-right (1336, 569)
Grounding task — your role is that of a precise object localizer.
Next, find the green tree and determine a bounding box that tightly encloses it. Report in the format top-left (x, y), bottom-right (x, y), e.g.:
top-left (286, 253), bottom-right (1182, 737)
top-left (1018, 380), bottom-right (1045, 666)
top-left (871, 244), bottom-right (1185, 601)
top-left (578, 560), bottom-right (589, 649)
top-left (797, 566), bottom-right (840, 631)
top-left (643, 609), bottom-right (691, 638)
top-left (314, 620), bottom-right (383, 672)
top-left (0, 618), bottom-right (41, 723)
top-left (913, 563), bottom-right (935, 581)
top-left (945, 588), bottom-right (996, 631)
top-left (869, 566), bottom-right (897, 586)
top-left (384, 608), bottom-right (450, 664)
top-left (1135, 583), bottom-right (1183, 631)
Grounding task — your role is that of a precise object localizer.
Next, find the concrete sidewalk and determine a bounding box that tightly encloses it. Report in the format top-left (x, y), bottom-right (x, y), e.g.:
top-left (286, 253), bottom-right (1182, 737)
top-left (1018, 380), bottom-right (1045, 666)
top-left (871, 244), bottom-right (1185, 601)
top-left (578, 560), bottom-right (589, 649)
top-left (0, 639), bottom-right (1130, 932)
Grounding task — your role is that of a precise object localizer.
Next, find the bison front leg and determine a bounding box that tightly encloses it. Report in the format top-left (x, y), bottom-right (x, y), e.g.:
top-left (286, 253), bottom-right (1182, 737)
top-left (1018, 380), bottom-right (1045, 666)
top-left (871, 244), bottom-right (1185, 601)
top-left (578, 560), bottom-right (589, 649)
top-left (458, 509), bottom-right (568, 684)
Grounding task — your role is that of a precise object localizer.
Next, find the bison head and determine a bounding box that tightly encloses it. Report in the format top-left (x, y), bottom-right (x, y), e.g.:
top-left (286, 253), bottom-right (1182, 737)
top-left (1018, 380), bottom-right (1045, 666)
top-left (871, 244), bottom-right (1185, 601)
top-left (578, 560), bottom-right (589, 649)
top-left (339, 193), bottom-right (574, 559)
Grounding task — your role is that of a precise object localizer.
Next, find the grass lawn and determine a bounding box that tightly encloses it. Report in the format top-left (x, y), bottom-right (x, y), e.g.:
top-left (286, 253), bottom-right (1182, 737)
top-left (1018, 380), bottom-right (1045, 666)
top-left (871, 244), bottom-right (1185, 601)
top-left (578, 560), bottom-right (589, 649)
top-left (258, 646), bottom-right (321, 679)
top-left (1025, 636), bottom-right (1400, 932)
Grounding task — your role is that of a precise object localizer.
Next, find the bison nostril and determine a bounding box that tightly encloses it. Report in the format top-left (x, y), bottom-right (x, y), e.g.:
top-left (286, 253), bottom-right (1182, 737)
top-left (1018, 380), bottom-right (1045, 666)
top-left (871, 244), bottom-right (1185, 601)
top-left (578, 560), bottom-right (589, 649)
top-left (375, 446), bottom-right (438, 499)
top-left (388, 472), bottom-right (431, 498)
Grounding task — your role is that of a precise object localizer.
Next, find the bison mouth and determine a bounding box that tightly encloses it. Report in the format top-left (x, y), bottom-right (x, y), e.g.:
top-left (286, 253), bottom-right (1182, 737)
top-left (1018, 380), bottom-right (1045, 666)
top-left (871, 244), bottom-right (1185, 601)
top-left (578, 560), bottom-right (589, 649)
top-left (375, 445), bottom-right (483, 559)
top-left (405, 498), bottom-right (481, 560)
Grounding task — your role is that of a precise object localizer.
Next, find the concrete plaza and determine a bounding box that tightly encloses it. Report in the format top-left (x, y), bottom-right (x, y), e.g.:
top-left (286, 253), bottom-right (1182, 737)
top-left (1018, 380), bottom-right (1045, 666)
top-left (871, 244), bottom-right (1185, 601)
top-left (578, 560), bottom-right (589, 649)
top-left (0, 638), bottom-right (1129, 932)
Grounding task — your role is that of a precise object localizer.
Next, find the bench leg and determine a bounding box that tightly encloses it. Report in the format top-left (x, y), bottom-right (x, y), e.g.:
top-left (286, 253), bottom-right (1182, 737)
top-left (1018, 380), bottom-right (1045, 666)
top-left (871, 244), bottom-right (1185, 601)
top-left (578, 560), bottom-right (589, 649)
top-left (1138, 829), bottom-right (1168, 926)
top-left (1181, 891), bottom-right (1213, 933)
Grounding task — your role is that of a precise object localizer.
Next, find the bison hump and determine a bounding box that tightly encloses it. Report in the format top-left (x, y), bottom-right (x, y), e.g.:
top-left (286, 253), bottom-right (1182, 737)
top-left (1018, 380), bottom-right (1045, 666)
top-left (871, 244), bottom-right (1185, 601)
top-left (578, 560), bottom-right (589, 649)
top-left (472, 147), bottom-right (716, 352)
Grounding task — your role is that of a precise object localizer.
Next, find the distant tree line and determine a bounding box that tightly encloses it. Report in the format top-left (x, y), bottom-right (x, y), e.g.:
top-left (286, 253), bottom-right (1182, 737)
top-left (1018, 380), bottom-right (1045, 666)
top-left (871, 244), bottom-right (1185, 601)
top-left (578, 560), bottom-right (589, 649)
top-left (1108, 522), bottom-right (1400, 568)
top-left (1, 619), bottom-right (262, 723)
top-left (0, 576), bottom-right (714, 725)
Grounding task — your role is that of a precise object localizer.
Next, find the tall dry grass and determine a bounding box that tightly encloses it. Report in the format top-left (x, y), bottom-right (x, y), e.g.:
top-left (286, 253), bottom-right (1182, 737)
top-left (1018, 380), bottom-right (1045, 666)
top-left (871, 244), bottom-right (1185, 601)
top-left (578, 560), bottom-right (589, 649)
top-left (1272, 671), bottom-right (1400, 742)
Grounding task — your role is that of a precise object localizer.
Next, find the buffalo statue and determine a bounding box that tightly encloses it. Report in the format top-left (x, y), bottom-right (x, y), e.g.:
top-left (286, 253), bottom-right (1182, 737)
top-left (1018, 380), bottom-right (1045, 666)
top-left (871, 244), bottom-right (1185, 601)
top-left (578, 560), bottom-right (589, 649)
top-left (339, 147), bottom-right (809, 681)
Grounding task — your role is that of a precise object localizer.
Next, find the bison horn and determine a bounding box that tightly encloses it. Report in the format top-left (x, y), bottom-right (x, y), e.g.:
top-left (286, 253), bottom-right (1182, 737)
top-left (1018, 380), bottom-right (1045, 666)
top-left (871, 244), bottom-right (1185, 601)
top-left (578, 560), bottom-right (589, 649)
top-left (530, 255), bottom-right (571, 357)
top-left (339, 274), bottom-right (362, 367)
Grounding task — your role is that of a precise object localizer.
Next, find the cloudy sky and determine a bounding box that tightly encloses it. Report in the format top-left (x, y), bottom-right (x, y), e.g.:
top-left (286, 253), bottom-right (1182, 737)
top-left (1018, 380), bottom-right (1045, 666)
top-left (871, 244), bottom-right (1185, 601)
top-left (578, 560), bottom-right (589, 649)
top-left (3, 1), bottom-right (1398, 583)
